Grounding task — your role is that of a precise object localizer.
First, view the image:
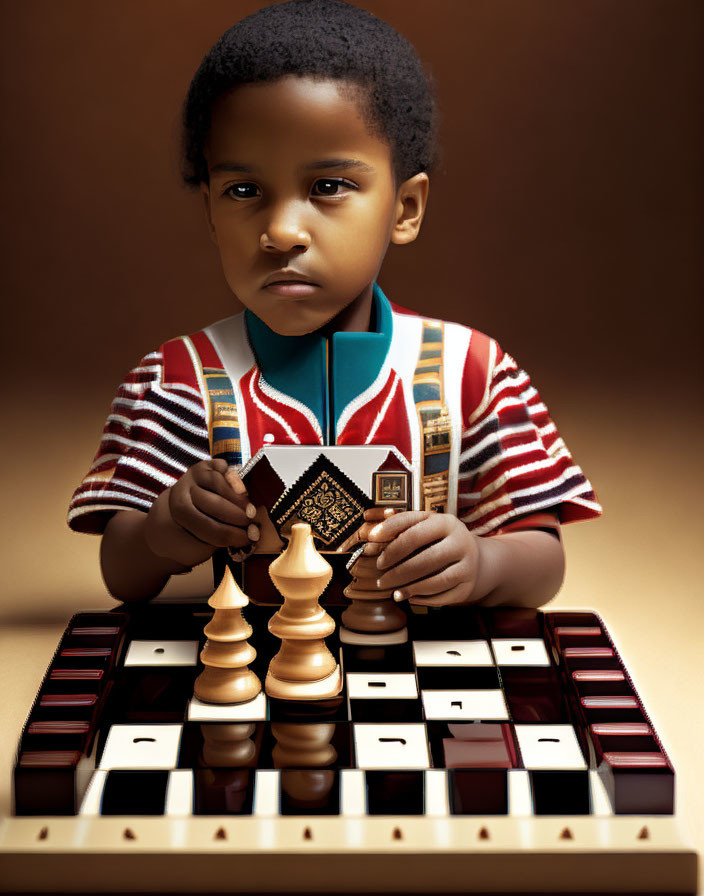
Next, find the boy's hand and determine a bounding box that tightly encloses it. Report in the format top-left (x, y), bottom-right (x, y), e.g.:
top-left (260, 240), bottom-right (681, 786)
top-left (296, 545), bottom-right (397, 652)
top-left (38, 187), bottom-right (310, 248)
top-left (336, 506), bottom-right (396, 553)
top-left (145, 459), bottom-right (259, 567)
top-left (367, 510), bottom-right (481, 607)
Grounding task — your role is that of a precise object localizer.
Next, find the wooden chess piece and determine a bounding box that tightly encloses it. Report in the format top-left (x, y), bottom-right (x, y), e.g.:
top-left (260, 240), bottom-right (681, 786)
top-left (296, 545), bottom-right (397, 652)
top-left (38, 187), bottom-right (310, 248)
top-left (200, 723), bottom-right (258, 767)
top-left (265, 523), bottom-right (342, 700)
top-left (194, 566), bottom-right (262, 704)
top-left (271, 723), bottom-right (338, 768)
top-left (341, 508), bottom-right (408, 642)
top-left (198, 768), bottom-right (252, 814)
top-left (280, 769), bottom-right (336, 811)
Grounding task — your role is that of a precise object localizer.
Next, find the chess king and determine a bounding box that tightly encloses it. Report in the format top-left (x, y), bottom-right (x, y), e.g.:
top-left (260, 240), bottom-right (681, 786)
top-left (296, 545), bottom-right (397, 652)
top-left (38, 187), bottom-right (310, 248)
top-left (67, 0), bottom-right (600, 607)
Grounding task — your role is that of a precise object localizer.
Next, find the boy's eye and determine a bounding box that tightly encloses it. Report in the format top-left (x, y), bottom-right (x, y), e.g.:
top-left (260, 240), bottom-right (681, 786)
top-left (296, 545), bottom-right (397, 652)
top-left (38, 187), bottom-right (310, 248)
top-left (224, 182), bottom-right (260, 200)
top-left (311, 178), bottom-right (356, 197)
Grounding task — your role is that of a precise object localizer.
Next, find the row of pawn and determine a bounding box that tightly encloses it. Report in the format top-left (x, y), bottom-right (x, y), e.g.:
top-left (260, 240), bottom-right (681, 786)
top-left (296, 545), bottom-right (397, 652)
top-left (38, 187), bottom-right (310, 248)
top-left (194, 520), bottom-right (404, 706)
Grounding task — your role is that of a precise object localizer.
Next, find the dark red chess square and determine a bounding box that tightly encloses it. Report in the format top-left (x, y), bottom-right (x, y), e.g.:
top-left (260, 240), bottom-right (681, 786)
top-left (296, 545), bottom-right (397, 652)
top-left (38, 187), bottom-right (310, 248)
top-left (448, 769), bottom-right (508, 815)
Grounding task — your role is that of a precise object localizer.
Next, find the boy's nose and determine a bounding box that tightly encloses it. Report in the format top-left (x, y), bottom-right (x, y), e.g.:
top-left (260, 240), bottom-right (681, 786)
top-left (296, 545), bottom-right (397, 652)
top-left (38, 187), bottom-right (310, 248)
top-left (260, 204), bottom-right (311, 254)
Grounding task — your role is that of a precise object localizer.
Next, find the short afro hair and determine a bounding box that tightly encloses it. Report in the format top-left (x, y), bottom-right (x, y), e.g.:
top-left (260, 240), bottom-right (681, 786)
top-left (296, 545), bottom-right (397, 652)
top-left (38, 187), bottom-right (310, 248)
top-left (182, 0), bottom-right (437, 186)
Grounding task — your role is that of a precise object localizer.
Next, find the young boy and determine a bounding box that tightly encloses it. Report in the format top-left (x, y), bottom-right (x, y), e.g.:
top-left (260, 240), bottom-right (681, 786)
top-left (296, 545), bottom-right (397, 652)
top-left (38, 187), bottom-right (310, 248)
top-left (68, 0), bottom-right (600, 605)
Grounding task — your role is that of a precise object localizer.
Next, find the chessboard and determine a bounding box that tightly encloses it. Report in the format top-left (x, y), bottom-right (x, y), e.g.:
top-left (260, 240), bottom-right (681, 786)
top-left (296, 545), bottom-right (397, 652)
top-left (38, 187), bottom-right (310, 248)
top-left (0, 600), bottom-right (698, 894)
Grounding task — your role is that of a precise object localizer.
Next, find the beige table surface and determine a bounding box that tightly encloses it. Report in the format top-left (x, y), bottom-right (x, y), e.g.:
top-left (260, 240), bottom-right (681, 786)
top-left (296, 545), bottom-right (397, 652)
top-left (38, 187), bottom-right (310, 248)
top-left (0, 403), bottom-right (702, 892)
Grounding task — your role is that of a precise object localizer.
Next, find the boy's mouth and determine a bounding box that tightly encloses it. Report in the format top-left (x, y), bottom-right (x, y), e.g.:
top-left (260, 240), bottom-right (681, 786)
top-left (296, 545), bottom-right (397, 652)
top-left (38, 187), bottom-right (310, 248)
top-left (262, 269), bottom-right (319, 297)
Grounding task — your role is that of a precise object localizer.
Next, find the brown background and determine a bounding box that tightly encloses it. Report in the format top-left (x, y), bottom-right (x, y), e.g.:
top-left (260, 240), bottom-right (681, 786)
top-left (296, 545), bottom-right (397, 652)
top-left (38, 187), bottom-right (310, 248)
top-left (1, 0), bottom-right (703, 875)
top-left (2, 0), bottom-right (701, 611)
top-left (2, 1), bottom-right (702, 390)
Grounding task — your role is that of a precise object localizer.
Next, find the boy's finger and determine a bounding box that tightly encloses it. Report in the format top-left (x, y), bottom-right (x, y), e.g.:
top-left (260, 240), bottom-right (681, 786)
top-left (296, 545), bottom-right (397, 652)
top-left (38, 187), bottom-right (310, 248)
top-left (362, 507), bottom-right (397, 522)
top-left (375, 514), bottom-right (449, 569)
top-left (225, 466), bottom-right (246, 496)
top-left (226, 467), bottom-right (257, 519)
top-left (390, 563), bottom-right (461, 600)
top-left (349, 519), bottom-right (386, 544)
top-left (406, 582), bottom-right (474, 607)
top-left (191, 487), bottom-right (254, 528)
top-left (366, 510), bottom-right (432, 544)
top-left (376, 540), bottom-right (452, 590)
top-left (336, 508), bottom-right (396, 552)
top-left (173, 499), bottom-right (257, 549)
top-left (195, 463), bottom-right (256, 518)
top-left (391, 565), bottom-right (465, 603)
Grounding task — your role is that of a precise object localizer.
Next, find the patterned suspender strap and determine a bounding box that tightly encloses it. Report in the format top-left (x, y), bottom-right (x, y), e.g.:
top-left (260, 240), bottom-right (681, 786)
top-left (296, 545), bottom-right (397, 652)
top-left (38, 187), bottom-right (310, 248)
top-left (203, 366), bottom-right (242, 468)
top-left (164, 333), bottom-right (242, 469)
top-left (185, 332), bottom-right (243, 469)
top-left (412, 320), bottom-right (452, 513)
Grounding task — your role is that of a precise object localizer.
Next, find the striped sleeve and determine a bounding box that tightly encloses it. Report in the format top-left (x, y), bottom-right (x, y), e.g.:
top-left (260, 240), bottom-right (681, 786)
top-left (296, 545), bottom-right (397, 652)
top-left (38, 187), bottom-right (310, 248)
top-left (67, 345), bottom-right (210, 534)
top-left (457, 339), bottom-right (601, 535)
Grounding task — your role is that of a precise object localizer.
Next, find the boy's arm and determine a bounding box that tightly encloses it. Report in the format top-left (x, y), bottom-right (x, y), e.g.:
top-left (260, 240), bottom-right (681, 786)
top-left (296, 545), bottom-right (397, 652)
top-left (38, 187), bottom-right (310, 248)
top-left (359, 510), bottom-right (564, 609)
top-left (100, 459), bottom-right (259, 602)
top-left (101, 509), bottom-right (192, 603)
top-left (457, 525), bottom-right (564, 608)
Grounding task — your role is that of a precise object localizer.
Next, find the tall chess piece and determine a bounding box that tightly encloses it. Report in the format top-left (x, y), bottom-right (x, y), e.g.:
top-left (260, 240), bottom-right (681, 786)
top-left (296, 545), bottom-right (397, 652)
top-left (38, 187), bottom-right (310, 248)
top-left (265, 523), bottom-right (342, 700)
top-left (341, 508), bottom-right (408, 643)
top-left (271, 723), bottom-right (338, 768)
top-left (194, 567), bottom-right (262, 704)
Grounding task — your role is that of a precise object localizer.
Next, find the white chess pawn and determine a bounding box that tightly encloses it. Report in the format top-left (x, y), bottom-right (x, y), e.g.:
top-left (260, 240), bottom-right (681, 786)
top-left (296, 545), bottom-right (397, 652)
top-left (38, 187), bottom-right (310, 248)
top-left (194, 567), bottom-right (261, 704)
top-left (265, 523), bottom-right (342, 700)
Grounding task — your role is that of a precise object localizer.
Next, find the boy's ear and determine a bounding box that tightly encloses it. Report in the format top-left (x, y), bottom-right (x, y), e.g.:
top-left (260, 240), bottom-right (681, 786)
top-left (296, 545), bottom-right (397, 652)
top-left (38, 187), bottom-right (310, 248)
top-left (390, 173), bottom-right (429, 245)
top-left (200, 183), bottom-right (218, 245)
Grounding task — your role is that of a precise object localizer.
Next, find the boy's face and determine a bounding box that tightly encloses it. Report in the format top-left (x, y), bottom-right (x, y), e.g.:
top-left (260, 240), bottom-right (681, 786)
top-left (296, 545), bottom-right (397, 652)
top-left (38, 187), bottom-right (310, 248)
top-left (201, 76), bottom-right (427, 336)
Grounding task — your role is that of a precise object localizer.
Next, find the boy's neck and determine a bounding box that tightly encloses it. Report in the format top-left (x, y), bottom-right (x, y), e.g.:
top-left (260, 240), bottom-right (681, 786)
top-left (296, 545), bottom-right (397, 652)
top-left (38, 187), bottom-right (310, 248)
top-left (319, 284), bottom-right (374, 337)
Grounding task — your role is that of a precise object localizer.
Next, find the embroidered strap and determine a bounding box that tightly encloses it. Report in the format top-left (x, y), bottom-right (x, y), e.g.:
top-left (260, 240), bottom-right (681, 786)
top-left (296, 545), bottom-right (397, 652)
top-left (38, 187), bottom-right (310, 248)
top-left (203, 366), bottom-right (242, 468)
top-left (412, 321), bottom-right (451, 513)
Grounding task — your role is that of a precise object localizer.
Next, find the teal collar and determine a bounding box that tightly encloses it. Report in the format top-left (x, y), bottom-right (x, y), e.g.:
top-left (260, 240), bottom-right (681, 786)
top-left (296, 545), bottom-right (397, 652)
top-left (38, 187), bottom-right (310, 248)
top-left (245, 283), bottom-right (393, 443)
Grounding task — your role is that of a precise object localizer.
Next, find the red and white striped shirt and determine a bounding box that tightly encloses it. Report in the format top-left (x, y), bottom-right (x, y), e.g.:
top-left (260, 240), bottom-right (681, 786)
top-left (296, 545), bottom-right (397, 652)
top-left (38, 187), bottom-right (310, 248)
top-left (68, 298), bottom-right (600, 535)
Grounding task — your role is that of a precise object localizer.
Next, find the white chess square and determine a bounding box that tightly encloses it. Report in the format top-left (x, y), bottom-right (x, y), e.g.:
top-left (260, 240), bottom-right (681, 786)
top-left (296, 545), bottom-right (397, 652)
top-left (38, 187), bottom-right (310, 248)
top-left (589, 769), bottom-right (613, 815)
top-left (514, 724), bottom-right (587, 770)
top-left (124, 640), bottom-right (199, 667)
top-left (165, 770), bottom-right (194, 815)
top-left (424, 769), bottom-right (449, 816)
top-left (508, 769), bottom-right (533, 816)
top-left (491, 638), bottom-right (550, 667)
top-left (346, 673), bottom-right (418, 699)
top-left (340, 770), bottom-right (366, 816)
top-left (253, 770), bottom-right (280, 816)
top-left (79, 769), bottom-right (108, 815)
top-left (99, 724), bottom-right (183, 769)
top-left (353, 723), bottom-right (430, 769)
top-left (188, 691), bottom-right (267, 722)
top-left (421, 689), bottom-right (509, 720)
top-left (412, 640), bottom-right (493, 667)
